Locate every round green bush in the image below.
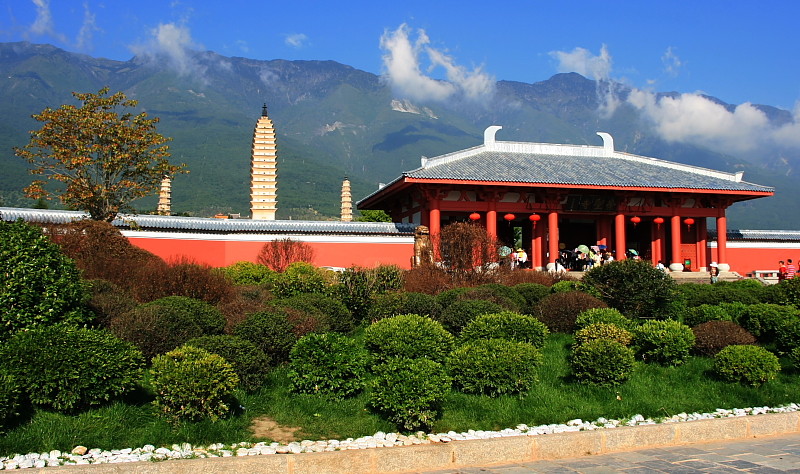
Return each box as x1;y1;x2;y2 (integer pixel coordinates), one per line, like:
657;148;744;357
368;291;443;322
684;304;732;327
276;293;355;333
435;287;471;309
789;347;800;370
570;339;635;386
512;283;550;312
0;369;24;432
550;280;582;293
448;339;541;396
459;311;549;348
234;309;298;363
221;261;277;286
676;281;765;307
717;302;750;323
437;299;504;334
110;296;226;359
185;335;271;392
775;318;800;355
691;321;756;356
456;284;526;312
0;325;144;412
151;345;239;422
534;291;608;333
86;279;138;329
272;262;333;299
737;303;799;342
0;219;89;336
368;358;451;431
574;323;633;346
713;345;780;386
288;333;369;400
364;314;454;363
633;320;695;365
582;259;677;320
575;308;636;331
332;265;402;323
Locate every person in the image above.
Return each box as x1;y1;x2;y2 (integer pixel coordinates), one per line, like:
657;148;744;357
709;262;720;284
516;248;528;269
788;259;796;279
656;260;666;271
779;260;787;282
509;248;518;269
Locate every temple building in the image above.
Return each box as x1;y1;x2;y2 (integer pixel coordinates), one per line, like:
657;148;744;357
250;104;278;220
358;126;774;272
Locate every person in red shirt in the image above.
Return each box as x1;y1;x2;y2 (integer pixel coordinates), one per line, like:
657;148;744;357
779;260;787;282
787;259;796;279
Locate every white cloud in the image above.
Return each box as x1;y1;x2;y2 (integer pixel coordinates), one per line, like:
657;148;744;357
75;2;100;52
285;33;308;49
28;0;67;43
550;44;612;81
379;23;495;104
661;46;682;77
129;22;205;77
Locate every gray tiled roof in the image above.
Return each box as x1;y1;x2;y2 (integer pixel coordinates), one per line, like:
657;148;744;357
708;229;800;242
0;207;417;235
404;151;772;193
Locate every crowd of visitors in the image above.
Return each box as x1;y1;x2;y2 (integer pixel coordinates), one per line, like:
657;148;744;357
778;259;797;282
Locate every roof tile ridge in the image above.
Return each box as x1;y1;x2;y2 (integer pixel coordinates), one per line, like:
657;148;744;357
609;150;744;182
419;144;485;169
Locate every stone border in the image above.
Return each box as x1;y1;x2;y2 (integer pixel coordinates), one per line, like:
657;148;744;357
22;410;800;473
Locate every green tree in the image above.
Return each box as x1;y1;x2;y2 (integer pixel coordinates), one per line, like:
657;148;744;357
14;87;186;222
356;210;392;222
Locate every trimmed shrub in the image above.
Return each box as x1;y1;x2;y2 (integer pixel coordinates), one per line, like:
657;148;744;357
789;347;800;370
288;333;369;399
437;299;504;334
257;238;315;272
402;292;443;319
737;303;799;342
217;284;274;332
86;279;138;328
571;339;635;386
676;281;765;308
110;296;226;359
402;265;454;295
221;261;277;286
185;335;271;392
550;280;582;293
0;325;144;412
368;292;443;323
582;259;677;320
0;369;24;432
692;321;757;356
633;320;695;365
534;291;608;333
713;345;780;386
775;318;800;355
456;284;526;312
435;287;471;309
512;283;551;313
152;257;235;306
151;346;239;422
448;339;541;396
718;302;750;323
684;304;732;327
369;358;451;431
272;262;333;299
0;219;89;335
364;314;454;363
277;293;355;333
575;308;636;331
574;323;633;346
459;312;549;349
233;309;299;363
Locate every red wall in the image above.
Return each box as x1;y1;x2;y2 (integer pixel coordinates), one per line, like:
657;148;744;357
710;245;800;276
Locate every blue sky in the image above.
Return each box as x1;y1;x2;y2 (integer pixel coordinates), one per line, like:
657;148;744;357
3;1;799;109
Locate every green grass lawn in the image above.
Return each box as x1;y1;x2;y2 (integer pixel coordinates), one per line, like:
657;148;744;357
1;333;797;457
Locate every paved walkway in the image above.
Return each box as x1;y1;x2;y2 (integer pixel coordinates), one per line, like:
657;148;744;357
419;433;800;473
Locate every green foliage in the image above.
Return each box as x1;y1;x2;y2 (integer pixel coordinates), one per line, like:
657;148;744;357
789;347;800;369
368;291;442;322
459;311;549;348
233;309;299;363
448;339;541;396
717;301;750;323
276;292;355;333
691;321;756;356
675;281;766;308
713;345;780;386
574;323;633;346
512;283;551;312
368;358;451;431
13;87;185;222
355;210;392;222
570;339;635;386
456;284;526;312
86;279;138;328
633;320;695;366
0;369;24;432
271;262;333;299
364;314;454;363
0;325;143;412
221;261;277;286
110;296;226;359
534;291;608;333
288;333;369;400
185;335;271;392
333;265;403;323
574;307;636;331
435;287;471;309
737;303;799;342
775;318;800;355
550;280;582;293
774;278;800;307
583;259;677;320
151;345;239;422
437;299;504;334
0;220;89;336
684;304;733;327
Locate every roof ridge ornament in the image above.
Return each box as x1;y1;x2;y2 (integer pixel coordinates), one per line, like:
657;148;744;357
484;125;503;147
596;132;614;155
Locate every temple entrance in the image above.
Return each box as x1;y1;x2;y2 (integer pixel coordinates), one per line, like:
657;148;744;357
560;218;597;250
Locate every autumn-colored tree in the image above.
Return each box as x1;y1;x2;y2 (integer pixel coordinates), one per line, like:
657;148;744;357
436;222;498;275
14;87;186;222
257;238;316;272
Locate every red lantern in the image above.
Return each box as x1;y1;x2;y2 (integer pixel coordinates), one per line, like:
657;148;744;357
630;216;641;226
653;216;664;230
504;213;516;221
469;212;480;221
529;213;541;229
684;217;695;231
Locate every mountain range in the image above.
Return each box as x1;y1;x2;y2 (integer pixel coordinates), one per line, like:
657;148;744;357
0;41;796;228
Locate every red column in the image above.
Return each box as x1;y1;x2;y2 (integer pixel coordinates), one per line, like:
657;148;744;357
548;211;559;264
531;221;542;270
670;215;682;269
651;221;662;266
486;201;497;241
614;213;626;261
697;218;708;270
429;201;440;237
717;213;728;267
